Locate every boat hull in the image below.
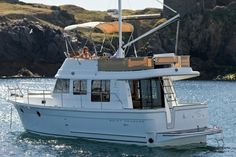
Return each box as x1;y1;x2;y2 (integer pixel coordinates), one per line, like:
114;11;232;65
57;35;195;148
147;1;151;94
13;102;220;147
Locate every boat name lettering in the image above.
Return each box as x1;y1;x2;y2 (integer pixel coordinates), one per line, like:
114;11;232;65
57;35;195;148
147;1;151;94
109;119;144;123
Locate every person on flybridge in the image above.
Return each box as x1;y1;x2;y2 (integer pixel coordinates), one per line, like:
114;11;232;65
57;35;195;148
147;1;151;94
80;46;91;59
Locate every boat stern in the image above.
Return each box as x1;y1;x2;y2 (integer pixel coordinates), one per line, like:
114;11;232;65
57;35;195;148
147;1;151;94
146;103;222;147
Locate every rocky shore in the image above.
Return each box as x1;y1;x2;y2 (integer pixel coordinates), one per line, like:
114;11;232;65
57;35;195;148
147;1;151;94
0;19;65;77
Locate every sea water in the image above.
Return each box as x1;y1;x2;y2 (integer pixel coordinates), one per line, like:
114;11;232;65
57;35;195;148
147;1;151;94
0;78;235;157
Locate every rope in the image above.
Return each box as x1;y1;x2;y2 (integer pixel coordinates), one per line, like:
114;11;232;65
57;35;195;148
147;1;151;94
9;106;13;129
100;34;106;53
214;130;225;148
214;93;225;148
64;34;81;65
124;31;134;56
64;34;76;56
108;34;116;53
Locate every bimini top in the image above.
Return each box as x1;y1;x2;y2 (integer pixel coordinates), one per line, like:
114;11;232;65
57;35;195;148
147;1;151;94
64;21;134;34
96;22;134;33
64;21;103;31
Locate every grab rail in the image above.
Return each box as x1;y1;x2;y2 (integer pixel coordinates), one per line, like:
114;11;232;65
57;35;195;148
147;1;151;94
8;87;124;110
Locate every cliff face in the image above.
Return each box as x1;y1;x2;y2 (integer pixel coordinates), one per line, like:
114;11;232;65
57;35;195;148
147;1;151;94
146;0;236;79
181;4;236;79
163;0;236;17
0;19;66;76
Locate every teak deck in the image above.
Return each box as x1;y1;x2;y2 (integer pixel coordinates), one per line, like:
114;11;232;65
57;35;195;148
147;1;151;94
98;57;153;71
97;56;190;71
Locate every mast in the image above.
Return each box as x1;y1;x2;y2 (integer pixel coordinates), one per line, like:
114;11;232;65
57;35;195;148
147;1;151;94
118;0;124;58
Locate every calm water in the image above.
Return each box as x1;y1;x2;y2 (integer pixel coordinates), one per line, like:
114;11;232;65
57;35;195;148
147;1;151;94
0;78;236;157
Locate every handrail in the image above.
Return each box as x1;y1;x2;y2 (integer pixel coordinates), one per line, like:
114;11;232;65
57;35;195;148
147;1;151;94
8;87;124;110
178;100;207;106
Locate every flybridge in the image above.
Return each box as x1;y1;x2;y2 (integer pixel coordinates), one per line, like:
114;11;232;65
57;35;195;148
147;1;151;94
66;54;191;71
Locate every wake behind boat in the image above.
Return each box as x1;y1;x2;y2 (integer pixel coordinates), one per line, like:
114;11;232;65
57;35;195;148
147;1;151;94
8;0;222;147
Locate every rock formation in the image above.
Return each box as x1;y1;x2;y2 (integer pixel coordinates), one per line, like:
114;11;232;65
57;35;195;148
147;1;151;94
148;0;236;79
0;19;66;76
163;0;236;17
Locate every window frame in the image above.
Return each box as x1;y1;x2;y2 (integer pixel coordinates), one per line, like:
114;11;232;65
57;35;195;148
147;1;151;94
73;80;87;95
54;79;70;93
91;80;110;102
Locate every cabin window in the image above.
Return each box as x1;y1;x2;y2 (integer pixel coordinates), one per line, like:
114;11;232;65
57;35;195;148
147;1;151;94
73;80;87;95
54;79;70;93
140;79;163;108
129;78;164;109
91;80;110;102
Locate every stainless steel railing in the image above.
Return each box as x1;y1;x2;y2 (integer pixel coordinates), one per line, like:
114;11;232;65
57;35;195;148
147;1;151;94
8;87;125;109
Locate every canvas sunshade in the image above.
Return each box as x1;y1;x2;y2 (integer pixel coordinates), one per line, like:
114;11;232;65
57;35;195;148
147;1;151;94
64;21;133;33
64;21;103;31
95;22;134;34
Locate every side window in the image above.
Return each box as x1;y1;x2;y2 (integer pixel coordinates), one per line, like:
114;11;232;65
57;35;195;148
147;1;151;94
129;80;141;100
73;80;87;95
54;79;70;93
91;80;110;102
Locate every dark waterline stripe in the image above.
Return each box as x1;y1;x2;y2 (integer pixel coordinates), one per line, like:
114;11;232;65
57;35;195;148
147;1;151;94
70;130;146;139
26;129;147;144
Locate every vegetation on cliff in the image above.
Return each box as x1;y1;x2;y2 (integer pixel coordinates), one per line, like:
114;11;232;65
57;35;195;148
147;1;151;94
216;73;236;80
0;1;75;27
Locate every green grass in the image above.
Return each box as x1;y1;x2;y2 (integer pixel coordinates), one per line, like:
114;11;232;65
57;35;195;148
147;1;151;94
0;1;163;32
60;5;162;23
222;73;236;80
0;2;52;15
60;5;107;23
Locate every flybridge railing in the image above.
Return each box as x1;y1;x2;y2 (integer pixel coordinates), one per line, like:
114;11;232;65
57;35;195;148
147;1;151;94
177;100;208;106
153;55;190;68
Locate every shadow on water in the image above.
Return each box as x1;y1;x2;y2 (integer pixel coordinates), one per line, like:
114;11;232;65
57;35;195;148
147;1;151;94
13;131;227;157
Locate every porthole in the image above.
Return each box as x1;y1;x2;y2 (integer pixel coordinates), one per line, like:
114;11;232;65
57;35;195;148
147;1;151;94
36;111;41;117
20;108;24;113
148;138;154;143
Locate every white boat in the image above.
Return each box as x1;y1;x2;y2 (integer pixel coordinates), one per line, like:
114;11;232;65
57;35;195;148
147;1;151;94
8;0;222;147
